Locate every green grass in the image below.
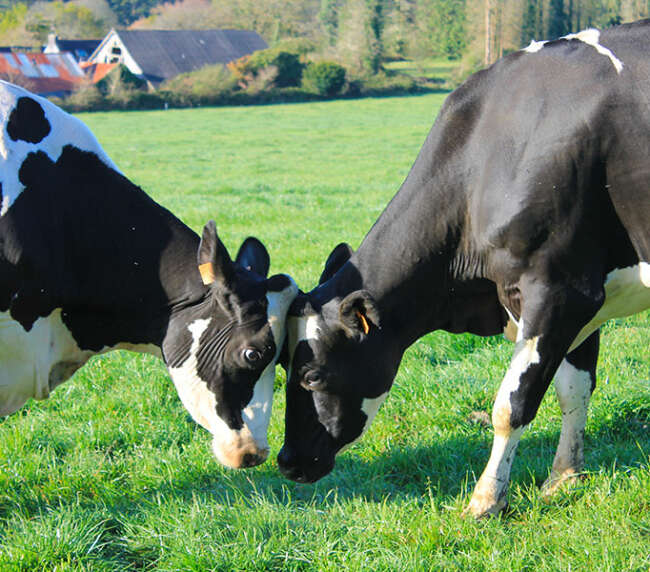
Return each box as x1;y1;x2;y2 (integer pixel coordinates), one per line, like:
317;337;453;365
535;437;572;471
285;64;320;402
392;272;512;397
384;57;459;86
1;94;649;570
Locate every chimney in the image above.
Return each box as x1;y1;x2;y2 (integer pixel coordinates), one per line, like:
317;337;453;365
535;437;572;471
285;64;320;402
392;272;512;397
44;33;58;54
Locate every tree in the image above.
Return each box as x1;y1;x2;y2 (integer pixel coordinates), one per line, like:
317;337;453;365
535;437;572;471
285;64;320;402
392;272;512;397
336;0;382;75
319;0;339;46
521;0;539;44
548;0;569;37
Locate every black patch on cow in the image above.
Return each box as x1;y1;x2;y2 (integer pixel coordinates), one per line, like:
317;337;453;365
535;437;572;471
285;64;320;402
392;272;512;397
267;273;291;292
1;144;204;344
7;97;51;144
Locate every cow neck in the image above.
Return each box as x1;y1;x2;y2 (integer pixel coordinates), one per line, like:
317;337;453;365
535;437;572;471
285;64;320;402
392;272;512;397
333;107;478;350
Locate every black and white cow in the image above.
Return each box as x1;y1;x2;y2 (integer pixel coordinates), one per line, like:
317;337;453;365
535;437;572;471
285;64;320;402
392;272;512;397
278;20;650;517
0;81;297;469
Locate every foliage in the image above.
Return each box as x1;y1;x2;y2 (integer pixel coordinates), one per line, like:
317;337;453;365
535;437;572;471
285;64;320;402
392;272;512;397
319;0;340;46
0;3;27;34
548;0;570;38
302;60;347;95
336;0;383;75
105;0;160;25
422;0;467;59
95;64;146;95
1;95;649;569
128;0;221;30
228;48;305;89
161;63;237;98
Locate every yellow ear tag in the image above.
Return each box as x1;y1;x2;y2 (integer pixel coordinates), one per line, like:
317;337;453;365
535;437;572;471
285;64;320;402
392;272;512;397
356;310;370;335
199;262;216;285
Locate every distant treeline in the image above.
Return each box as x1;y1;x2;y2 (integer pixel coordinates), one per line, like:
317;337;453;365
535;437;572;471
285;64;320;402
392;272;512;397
2;1;648;66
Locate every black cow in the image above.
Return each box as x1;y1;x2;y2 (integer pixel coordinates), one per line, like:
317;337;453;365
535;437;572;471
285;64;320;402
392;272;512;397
0;81;297;469
278;20;650;517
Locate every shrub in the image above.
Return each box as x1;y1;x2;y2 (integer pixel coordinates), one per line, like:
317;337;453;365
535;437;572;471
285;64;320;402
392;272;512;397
302;61;346;96
357;72;417;95
162;64;237;98
272;37;317;56
228;48;304;89
96;65;145;96
64;83;105;112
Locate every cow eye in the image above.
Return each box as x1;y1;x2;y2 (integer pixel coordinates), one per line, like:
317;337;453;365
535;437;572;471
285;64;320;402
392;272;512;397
303;370;322;389
243;348;263;364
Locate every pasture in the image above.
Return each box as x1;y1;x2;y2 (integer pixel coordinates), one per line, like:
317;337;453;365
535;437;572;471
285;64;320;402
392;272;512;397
0;94;648;570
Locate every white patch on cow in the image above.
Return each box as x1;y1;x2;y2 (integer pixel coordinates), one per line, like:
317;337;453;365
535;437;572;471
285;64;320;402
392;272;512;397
339;391;390;453
570;262;650;351
0;309;94;415
465;336;540;516
522;29;623;75
168;279;297;468
502;307;522;343
523;39;547;53
0;80;120;217
562;29;624;74
361;392;389;432
542;359;592;494
285;312;321;405
240;279;298;451
465;425;526;517
493;336;540;423
286;313;320;368
167;318;252;467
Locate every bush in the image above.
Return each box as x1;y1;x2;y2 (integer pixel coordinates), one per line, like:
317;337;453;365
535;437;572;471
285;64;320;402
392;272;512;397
228;48;304;89
272;37;317;56
162;64;237;98
63;83;106;112
357;72;417;95
302;61;346;96
96;65;145;96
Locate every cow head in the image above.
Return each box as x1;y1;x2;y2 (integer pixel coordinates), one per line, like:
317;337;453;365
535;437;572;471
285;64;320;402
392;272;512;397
164;221;297;469
278;243;401;482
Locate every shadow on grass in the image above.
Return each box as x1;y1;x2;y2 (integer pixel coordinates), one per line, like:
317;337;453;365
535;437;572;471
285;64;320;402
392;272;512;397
2;403;647;524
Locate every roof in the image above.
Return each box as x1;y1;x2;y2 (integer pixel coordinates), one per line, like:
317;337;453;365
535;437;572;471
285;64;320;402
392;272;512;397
80;61;118;83
48;39;101;62
107;29;268;85
0;52;85;96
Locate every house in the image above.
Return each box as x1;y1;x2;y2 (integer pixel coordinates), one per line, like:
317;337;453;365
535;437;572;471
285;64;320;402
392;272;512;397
88;29;268;89
43;34;101;63
0;52;85;97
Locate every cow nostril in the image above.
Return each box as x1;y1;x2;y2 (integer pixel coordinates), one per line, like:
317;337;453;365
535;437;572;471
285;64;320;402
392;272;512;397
241;453;258;468
241;451;269;468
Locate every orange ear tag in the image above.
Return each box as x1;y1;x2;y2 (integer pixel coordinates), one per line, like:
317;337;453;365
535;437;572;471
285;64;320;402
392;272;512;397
199;262;216;285
356;310;370;335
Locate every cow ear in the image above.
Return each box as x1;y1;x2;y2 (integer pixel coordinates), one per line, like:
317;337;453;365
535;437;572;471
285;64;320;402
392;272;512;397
235;236;270;277
338;290;379;337
197;220;234;287
319;242;353;285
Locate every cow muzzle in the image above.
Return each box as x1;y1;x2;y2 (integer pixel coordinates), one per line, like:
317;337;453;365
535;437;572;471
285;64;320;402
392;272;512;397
212;428;270;469
277;444;335;483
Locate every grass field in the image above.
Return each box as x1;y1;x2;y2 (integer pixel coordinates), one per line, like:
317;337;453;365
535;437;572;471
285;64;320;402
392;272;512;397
1;94;649;571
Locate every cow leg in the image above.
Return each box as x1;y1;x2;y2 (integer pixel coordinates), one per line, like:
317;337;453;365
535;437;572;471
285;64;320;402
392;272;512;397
464;278;603;518
541;330;599;496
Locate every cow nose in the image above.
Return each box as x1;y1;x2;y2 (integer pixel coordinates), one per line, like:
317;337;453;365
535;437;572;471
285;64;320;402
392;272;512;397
241;452;265;468
277;447;309;482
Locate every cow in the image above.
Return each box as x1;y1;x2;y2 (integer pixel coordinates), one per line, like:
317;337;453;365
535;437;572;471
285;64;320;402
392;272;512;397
0;80;298;469
277;19;650;517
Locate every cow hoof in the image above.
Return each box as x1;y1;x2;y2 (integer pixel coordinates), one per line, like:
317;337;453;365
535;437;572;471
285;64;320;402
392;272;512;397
540;470;584;499
462;497;508;519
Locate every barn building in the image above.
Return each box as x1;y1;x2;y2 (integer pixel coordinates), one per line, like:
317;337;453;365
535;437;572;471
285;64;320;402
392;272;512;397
88;29;268;89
